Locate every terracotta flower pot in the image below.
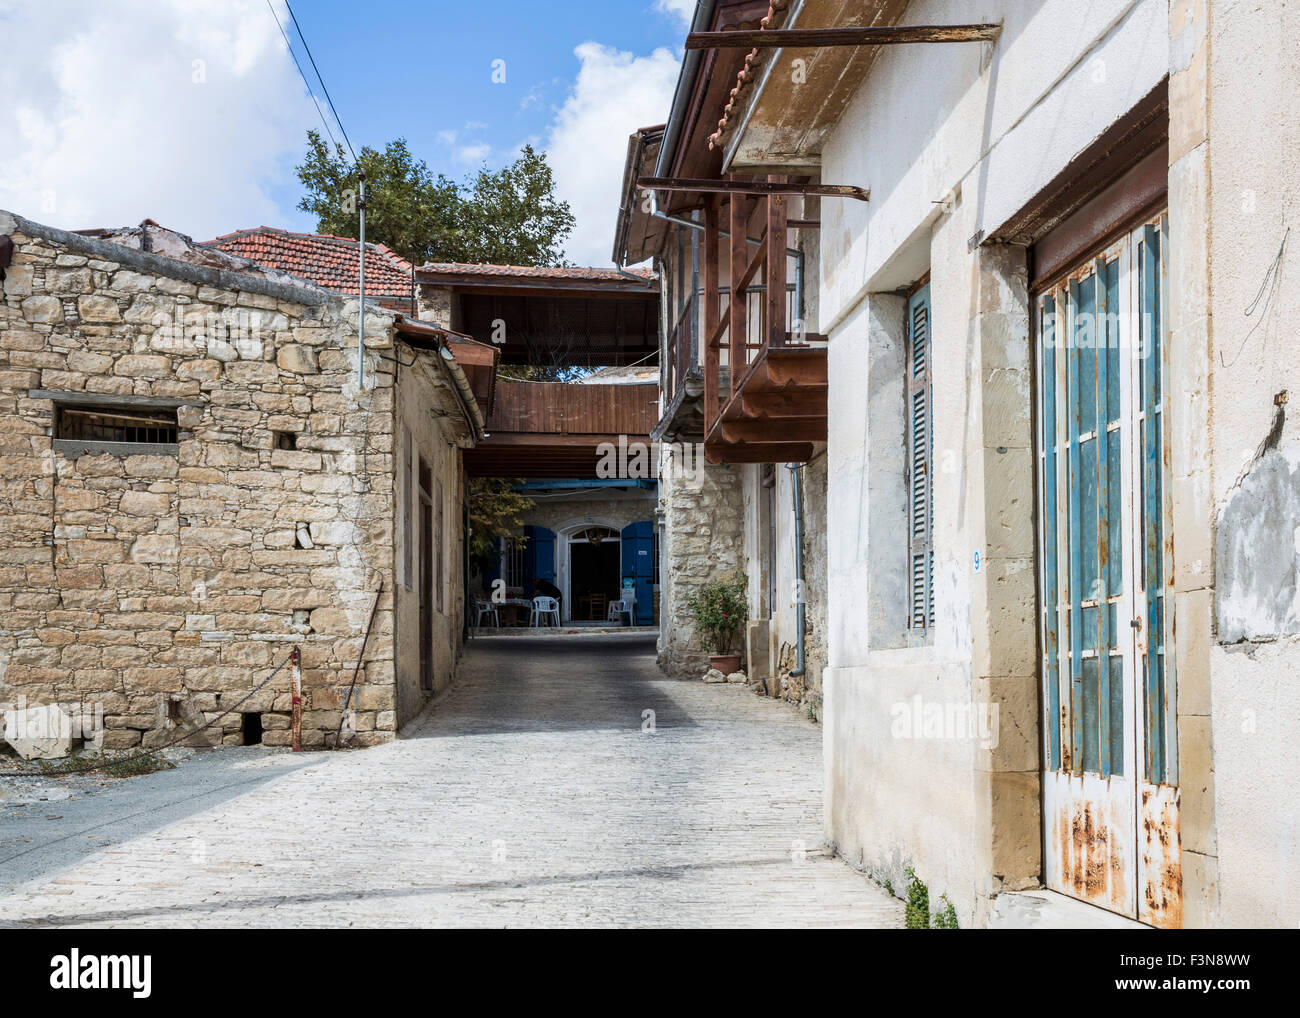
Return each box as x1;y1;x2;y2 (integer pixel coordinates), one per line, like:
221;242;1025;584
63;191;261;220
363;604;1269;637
709;653;742;675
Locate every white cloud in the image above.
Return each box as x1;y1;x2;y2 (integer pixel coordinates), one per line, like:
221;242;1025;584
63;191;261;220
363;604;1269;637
654;0;695;28
0;0;317;239
456;143;492;165
436;124;492;165
545;42;680;267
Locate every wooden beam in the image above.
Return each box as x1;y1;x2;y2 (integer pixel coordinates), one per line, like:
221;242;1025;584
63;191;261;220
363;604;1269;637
762;352;828;388
728;194;751;406
766;179;787;350
683;25;1001;50
721;419;825;444
475;433;648;447
705;441;816;465
639;177;869;202
739;392;827;419
703;202;720;432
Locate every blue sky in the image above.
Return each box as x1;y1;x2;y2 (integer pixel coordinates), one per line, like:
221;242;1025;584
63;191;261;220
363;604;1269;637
0;0;692;265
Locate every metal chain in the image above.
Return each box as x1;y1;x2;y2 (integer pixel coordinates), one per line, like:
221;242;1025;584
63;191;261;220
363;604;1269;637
0;647;298;779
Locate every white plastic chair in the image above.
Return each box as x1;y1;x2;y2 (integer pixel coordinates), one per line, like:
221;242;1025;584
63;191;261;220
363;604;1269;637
530;595;560;627
474;598;499;628
608;597;633;626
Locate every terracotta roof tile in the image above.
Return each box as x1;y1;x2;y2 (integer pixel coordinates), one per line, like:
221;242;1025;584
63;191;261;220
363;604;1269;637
709;0;792;150
203;227;415;306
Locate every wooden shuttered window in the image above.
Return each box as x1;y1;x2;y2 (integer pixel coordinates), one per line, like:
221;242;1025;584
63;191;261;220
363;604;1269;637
906;285;934;630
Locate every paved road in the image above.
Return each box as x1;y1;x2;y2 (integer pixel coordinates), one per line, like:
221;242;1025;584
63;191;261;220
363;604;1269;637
0;633;901;928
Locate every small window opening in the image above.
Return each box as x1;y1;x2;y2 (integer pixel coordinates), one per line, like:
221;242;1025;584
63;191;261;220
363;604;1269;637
242;712;263;746
57;405;177;444
166;698;183;724
273;431;297;450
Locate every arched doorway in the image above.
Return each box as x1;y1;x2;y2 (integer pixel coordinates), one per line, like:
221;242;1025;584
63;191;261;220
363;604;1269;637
554;521;622;623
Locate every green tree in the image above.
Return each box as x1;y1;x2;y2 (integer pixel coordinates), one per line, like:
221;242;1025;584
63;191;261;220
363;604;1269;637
295;133;574;268
457;146;575;266
467;478;535;563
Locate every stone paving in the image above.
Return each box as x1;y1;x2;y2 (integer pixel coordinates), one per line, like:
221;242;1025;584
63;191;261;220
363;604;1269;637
0;633;901;928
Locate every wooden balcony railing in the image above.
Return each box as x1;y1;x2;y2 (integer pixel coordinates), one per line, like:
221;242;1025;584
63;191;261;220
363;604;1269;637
665;288;698;407
697;177;828;464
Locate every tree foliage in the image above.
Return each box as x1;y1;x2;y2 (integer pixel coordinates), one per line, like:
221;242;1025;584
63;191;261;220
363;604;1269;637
467;478;535;562
295;132;574;267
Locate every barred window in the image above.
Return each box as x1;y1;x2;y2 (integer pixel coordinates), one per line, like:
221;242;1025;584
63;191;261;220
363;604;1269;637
56;405;177;444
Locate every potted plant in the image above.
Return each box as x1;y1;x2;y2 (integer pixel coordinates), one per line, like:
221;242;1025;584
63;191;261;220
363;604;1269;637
685;573;748;674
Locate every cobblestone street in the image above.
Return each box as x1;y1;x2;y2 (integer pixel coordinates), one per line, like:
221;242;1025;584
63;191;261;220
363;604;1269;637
0;633;901;928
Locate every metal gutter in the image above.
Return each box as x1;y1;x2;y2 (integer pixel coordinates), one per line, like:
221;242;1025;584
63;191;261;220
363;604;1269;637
439;344;486;441
787;461;806;678
655;0;721;180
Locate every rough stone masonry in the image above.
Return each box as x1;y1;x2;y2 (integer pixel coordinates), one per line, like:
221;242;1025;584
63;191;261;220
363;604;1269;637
0;210;456;752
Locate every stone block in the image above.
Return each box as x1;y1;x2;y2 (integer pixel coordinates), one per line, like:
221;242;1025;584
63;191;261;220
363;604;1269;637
77;295;121;322
3;702;79;760
21;296;62;323
277;344;319;374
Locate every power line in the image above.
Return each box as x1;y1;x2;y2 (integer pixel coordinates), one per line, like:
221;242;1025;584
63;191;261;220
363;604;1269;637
284;0;357;163
264;0;341;154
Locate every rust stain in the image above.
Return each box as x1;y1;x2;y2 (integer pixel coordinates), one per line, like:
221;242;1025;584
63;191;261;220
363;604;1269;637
1064;801;1114;903
1140;784;1183;928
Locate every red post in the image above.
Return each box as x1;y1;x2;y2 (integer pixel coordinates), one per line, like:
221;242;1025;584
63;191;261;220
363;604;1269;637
290;645;303;752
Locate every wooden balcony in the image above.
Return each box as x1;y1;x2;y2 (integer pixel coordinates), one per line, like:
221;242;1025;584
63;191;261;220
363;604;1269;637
464;379;659;477
699;179;827;465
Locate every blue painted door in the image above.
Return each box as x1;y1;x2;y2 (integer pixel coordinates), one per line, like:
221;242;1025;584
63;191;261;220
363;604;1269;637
523;525;556;597
1035;212;1177;925
621;521;654;625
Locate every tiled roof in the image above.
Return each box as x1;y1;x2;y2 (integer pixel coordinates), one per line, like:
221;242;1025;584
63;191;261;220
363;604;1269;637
204;227;415;302
709;0;791;150
418;262;655;283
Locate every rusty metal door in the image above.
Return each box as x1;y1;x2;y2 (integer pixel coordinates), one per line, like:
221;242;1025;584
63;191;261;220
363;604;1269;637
1034;212;1180;926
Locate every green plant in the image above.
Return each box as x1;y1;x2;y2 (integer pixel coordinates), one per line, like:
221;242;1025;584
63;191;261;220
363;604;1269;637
32;751;175;779
902;867;960;929
685;573;748;654
904;866;930;929
932;894;959;929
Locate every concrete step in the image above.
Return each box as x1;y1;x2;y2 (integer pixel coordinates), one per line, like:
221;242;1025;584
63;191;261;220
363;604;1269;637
989;889;1148;929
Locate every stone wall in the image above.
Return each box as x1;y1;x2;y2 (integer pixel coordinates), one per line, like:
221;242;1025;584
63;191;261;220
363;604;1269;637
657;447;744;678
0;211;466;752
393;354;470;724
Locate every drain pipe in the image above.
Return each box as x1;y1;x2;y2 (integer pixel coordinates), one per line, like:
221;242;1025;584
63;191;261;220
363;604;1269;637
787;463;806;679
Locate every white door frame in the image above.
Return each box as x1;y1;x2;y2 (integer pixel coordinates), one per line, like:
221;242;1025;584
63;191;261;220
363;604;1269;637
555;519;623;623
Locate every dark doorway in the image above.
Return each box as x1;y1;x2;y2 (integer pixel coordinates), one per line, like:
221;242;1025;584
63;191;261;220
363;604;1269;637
570;540;620;620
419;458;434;691
242;712;263;746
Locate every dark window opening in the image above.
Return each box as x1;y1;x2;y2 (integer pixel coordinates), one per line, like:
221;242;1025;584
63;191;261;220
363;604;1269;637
57;405;177;444
242;712;263;746
273;431;297;450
